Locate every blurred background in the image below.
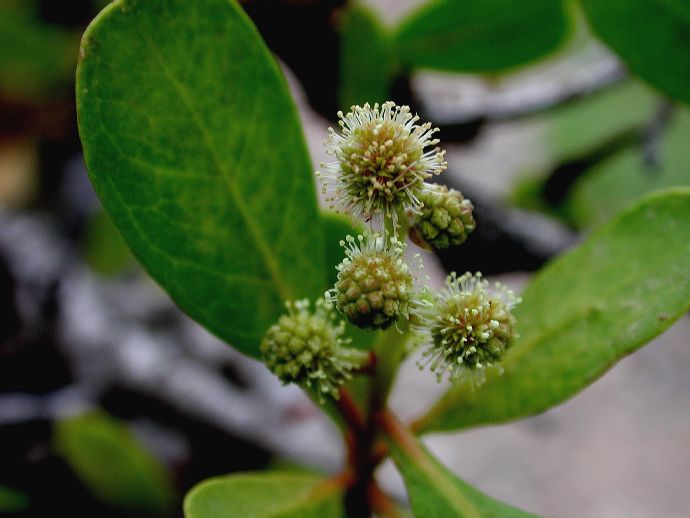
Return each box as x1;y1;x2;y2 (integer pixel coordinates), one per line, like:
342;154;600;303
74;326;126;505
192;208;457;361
0;0;688;516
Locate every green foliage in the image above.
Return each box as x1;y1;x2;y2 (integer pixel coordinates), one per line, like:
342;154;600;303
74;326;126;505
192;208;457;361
393;0;571;72
543;81;658;164
569;109;690;227
511;81;659;216
0;485;29;512
54;412;175;514
415;189;690;433
77;0;324;358
83;209;133;275
0;3;79;101
76;1;690;516
384;414;535;517
338;3;393;109
183;472;343;518
581;0;690;105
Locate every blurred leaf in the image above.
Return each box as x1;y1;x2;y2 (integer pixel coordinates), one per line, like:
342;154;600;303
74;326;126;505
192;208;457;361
569;110;690;227
55;412;175;514
0;485;29;512
415;189;690;433
382;412;535;517
184;471;343;518
83;209;133;275
581;0;690;105
0;4;79;101
511;81;658;214
394;0;571;72
544;80;658;163
77;0;324;358
338;2;393;109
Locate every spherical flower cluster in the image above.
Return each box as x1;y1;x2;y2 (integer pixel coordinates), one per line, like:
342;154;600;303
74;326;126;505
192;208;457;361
412;184;475;250
316;102;447;228
260;299;367;401
328;233;416;330
417;272;520;385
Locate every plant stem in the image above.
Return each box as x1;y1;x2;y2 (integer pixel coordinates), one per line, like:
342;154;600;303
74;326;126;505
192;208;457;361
340;330;411;515
336;387;366;433
369;481;402;518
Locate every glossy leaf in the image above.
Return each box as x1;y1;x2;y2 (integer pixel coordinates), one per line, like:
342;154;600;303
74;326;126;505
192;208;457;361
381;412;536;517
582;0;690;104
77;0;323;357
415;189;690;433
394;0;571;72
0;4;79;100
569;109;690;227
54;412;175;514
338;2;393;109
184;471;343;518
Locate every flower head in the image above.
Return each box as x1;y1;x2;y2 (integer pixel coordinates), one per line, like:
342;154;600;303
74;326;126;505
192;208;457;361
316;102;447;228
328;233;418;330
260;299;366;401
417;272;520;386
411;184;475;250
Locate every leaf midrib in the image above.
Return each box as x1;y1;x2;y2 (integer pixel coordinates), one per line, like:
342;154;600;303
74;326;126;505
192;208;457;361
135;11;293;303
386;415;482;518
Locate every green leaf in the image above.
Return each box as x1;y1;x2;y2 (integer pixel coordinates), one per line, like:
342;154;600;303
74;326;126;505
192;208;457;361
581;0;690;105
0;485;29;513
381;412;536;518
83;209;134;276
77;0;324;357
511;81;659;216
54;412;175;514
0;4;79;100
569;109;690;228
338;2;393;109
393;0;571;73
415;188;690;433
184;471;343;518
543;80;658;164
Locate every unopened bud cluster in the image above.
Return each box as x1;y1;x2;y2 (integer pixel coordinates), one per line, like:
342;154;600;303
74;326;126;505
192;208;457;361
260;299;366;400
259;101;520;399
328;234;414;330
413;184;475;250
418;272;520;385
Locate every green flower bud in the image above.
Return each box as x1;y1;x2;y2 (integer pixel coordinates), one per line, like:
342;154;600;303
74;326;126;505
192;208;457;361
260;299;366;401
329;234;415;330
412;184;475;250
417;272;520;386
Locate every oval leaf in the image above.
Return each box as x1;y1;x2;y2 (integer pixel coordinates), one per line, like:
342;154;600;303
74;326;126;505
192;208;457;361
54;412;175;514
393;0;571;72
582;0;690;105
184;472;343;518
380;412;536;517
77;0;324;357
415;189;690;433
